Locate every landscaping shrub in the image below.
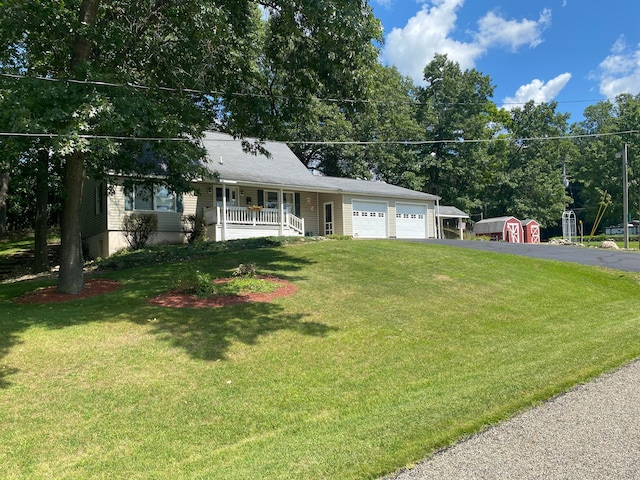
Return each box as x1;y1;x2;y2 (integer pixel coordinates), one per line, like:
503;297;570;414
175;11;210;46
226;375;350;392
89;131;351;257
173;269;215;297
232;262;256;278
185;213;207;244
123;213;158;250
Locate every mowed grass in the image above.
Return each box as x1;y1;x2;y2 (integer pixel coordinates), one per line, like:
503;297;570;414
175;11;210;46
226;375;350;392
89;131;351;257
1;240;640;479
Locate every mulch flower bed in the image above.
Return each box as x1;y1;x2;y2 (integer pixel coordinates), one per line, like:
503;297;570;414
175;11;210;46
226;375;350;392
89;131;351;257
13;276;297;308
147;275;297;308
14;279;122;304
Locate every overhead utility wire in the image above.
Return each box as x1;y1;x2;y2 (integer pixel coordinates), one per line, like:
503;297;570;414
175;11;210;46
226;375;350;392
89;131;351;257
0;132;188;142
2;129;638;144
0;72;620;109
280;130;640;145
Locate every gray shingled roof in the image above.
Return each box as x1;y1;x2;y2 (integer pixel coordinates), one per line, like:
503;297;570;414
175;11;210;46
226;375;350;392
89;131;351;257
474;216;519;234
200;131;440;201
438;206;469;218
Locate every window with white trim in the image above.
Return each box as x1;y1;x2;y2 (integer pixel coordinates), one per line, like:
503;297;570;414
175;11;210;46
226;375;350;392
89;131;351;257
125;184;177;212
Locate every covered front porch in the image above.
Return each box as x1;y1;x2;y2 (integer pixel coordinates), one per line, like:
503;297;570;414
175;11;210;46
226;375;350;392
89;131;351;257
203;205;305;241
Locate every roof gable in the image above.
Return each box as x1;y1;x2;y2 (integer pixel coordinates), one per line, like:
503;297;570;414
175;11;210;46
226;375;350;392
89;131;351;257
201;132;439;201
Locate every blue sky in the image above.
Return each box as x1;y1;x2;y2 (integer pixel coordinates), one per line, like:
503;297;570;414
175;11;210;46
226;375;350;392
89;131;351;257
371;0;640;123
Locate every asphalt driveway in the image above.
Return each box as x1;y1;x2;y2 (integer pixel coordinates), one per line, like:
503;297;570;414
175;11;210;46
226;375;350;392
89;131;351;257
417;239;640;272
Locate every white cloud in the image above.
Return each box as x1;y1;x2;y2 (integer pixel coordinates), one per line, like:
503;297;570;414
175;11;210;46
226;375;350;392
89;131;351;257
381;1;551;84
502;73;572;110
596;36;640;97
476;9;551;51
373;0;394;7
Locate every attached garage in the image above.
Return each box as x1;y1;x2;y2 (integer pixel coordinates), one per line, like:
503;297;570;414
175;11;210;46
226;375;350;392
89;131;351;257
352;200;387;238
396;203;427;239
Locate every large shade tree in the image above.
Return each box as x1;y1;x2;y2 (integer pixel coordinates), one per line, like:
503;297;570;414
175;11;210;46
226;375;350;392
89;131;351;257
414;54;499;214
486;101;574;227
0;0;382;293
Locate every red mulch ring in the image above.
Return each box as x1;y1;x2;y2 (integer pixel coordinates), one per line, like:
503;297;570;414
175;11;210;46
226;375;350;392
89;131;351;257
14;279;122;304
147;275;297;308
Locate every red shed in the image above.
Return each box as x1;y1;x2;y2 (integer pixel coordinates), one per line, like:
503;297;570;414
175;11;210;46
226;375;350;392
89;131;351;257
521;219;540;243
473;216;523;243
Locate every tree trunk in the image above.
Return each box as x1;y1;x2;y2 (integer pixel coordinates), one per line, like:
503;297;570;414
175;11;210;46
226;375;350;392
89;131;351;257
33;149;50;273
57;0;101;294
57;151;86;294
0;171;8;237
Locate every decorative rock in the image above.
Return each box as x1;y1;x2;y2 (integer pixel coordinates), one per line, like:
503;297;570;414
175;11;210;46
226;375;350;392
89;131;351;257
601;240;619;249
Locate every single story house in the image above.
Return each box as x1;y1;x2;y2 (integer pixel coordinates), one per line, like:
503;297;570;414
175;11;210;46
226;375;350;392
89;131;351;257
82;132;443;258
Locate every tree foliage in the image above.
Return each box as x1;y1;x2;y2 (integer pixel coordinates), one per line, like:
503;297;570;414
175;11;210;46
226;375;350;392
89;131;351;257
0;0;383;292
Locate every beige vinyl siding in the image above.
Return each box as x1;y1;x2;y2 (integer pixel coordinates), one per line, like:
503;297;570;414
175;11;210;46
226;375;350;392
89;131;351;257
389;202;397;237
81;178;107;238
318;193;344;235
427;203;437;238
107;184;196;233
298;191;319;236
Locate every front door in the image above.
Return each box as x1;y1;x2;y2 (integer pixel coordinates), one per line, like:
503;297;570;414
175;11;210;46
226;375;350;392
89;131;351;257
216;187;238;206
324;203;334;235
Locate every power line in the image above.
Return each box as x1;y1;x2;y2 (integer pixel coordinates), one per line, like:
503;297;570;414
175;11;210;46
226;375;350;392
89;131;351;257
0;132;188;142
2;129;638;144
0;72;621;109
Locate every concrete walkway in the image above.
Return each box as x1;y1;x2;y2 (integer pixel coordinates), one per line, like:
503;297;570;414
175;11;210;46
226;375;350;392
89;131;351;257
386;240;640;480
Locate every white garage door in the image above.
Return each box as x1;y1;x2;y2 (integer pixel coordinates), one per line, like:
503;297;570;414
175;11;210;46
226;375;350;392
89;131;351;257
396;204;427;239
352;201;387;238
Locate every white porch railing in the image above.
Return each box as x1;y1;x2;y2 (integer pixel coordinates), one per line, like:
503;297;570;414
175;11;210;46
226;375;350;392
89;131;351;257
203;206;304;235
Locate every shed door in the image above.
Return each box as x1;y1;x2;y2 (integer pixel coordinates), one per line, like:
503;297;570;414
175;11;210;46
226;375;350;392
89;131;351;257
396;204;427;239
530;224;540;243
352;201;387;238
506;222;521;243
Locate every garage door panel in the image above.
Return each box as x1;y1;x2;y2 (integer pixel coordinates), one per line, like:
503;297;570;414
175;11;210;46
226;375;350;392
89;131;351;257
396;204;427;239
352;201;387;238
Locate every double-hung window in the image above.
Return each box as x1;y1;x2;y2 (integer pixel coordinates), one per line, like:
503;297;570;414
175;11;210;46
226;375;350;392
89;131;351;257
125;184;177;212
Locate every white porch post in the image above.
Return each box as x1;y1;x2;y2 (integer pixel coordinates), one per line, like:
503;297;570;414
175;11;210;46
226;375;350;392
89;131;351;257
221;183;227;241
279;188;284;236
436;199;442;239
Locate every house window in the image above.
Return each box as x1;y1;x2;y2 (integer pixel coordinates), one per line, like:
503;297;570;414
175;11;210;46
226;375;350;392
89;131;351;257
266;191;279;209
125;184;177;212
216;187;238;206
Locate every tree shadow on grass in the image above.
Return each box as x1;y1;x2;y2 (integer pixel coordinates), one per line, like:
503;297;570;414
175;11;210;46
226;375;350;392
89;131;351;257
139;302;336;361
0;244;325;387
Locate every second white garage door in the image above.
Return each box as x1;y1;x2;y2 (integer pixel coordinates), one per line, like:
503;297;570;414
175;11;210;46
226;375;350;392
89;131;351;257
396;203;427;239
352;201;387;238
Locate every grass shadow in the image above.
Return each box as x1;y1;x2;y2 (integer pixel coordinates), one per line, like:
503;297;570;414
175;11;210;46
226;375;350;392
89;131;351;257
139;302;336;361
0;243;320;387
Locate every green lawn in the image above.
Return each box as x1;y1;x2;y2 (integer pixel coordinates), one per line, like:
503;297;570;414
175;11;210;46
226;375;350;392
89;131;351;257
2;239;640;479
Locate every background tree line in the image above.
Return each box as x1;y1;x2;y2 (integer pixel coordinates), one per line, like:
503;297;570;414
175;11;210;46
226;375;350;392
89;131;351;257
0;0;638;293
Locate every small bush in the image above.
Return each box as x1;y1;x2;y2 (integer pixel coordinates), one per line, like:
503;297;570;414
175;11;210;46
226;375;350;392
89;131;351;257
173;269;215;297
123;213;158;250
232;262;256;278
185;213;207;244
